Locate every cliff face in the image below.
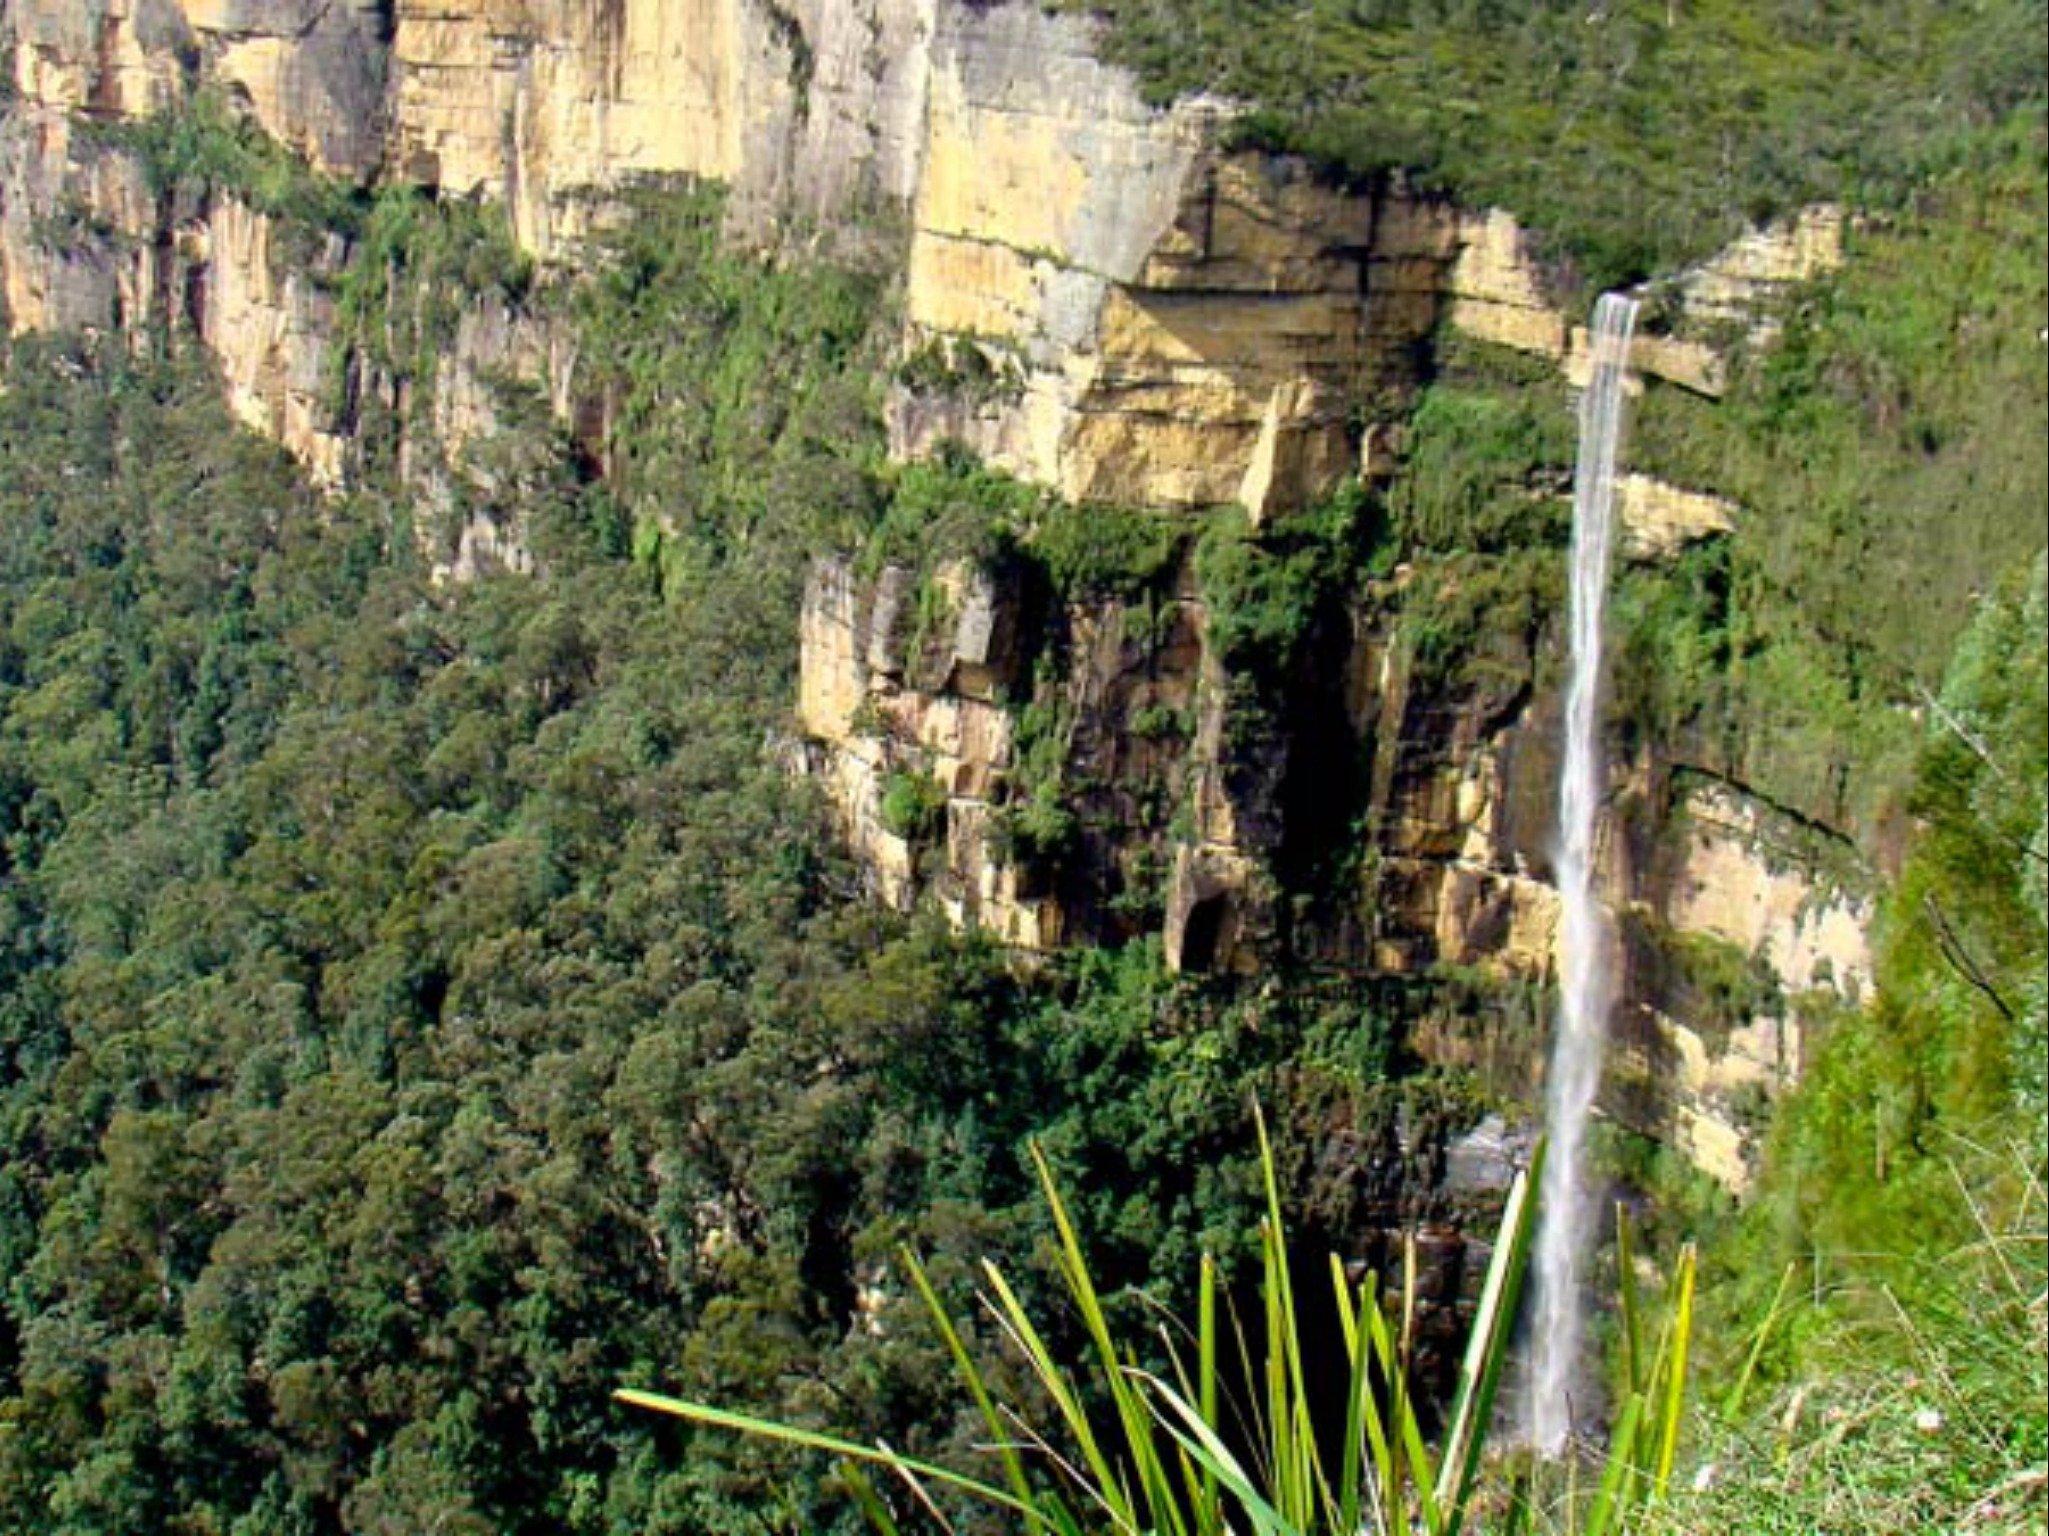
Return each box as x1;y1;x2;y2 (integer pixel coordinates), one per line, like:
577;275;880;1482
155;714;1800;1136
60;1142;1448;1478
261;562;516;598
0;0;1862;1189
10;0;389;167
796;537;1872;1189
1;0;1840;512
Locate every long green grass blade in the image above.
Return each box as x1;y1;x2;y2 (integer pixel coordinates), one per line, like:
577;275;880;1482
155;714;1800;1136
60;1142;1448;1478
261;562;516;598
1350;1271;1398;1526
1157;1309;1217;1528
1721;1261;1795;1421
619;1120;1699;1536
1615;1202;1644;1395
613;1390;1049;1525
979;1261;1134;1526
1437;1138;1545;1535
1254;1105;1324;1524
1133;1369;1301;1536
1652;1244;1697;1499
1360;1276;1442;1534
1222;1277;1275;1485
1584;1393;1645;1536
1329;1258;1368;1535
1198;1253;1222;1531
1028;1143;1187;1535
838;1463;904;1535
902;1248;1035;1504
1393;1231;1417;1525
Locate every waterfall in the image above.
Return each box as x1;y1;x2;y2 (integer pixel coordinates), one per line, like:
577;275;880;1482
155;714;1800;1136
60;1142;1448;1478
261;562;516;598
1528;291;1640;1457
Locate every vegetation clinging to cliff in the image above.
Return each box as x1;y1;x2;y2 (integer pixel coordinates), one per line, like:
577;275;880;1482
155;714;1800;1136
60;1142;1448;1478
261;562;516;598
1075;0;2045;288
0;335;1467;1536
1651;561;2049;1533
1615;119;2049;834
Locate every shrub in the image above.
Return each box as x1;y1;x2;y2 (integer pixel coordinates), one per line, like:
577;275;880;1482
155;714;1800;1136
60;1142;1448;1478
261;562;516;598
879;769;948;843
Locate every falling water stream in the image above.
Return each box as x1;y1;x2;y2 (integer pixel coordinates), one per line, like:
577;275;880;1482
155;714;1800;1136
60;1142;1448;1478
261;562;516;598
1528;291;1641;1457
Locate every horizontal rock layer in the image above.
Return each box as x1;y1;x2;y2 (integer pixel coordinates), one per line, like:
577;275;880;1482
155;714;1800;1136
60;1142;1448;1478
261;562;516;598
797;544;1872;1189
3;0;1844;517
0;0;1862;1189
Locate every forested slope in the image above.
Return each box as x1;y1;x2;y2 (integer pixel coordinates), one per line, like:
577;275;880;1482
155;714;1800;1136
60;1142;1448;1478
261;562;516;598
0;0;2039;1530
0;316;1465;1531
1078;0;2045;285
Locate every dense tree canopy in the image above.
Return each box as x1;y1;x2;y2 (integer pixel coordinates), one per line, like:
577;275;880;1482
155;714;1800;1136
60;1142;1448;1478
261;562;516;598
0;318;1463;1531
1074;0;2046;287
0;39;2039;1528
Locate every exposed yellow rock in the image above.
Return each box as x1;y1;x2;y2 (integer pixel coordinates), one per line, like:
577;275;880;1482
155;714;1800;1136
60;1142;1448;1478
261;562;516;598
1611;1009;1801;1193
10;0;185;119
0;110;160;334
1625;329;1727;397
914;79;1101;268
391;0;779;252
1448;208;1569;357
4;0;1849;523
1673;1104;1752;1193
797;555;871;743
819;732;921;910
900;151;1444;514
1163;841;1262;974
1449;202;1844;399
1063;399;1284;509
941;799;1064;949
1680;204;1845;324
1618;473;1739;559
1137;154;1378;293
1433;865;1561;973
1667;786;1873;997
1238;379;1354;523
1561;313;1723;396
197;197;351;486
798;554;1070;946
1656;1011;1788;1100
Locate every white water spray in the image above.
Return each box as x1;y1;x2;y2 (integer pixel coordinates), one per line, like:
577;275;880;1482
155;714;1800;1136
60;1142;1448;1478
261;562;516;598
1528;291;1640;1457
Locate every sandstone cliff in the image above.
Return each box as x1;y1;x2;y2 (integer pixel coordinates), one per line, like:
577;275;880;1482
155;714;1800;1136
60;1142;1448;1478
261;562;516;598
2;0;1843;516
0;0;1862;1189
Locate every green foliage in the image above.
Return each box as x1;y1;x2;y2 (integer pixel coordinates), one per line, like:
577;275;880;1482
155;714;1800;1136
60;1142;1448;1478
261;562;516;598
879;770;947;844
1652;1140;2046;1534
1195;489;1365;675
331;186;533;364
3;51;2039;1536
1396;549;1559;699
1354;118;2047;1532
1389;364;1574;557
568;180;889;580
1760;561;2046;1260
857;457;1186;889
992;781;1081;877
1031;498;1182;602
894;336;1024;404
1617;122;2049;829
1070;0;2043;288
0;333;1453;1532
1376;343;1575;699
864;449;1178;607
1130;702;1188;742
860;448;1039;577
1656;564;2048;1528
627;1129;1709;1536
1622;914;1784;1052
97;90;359;233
